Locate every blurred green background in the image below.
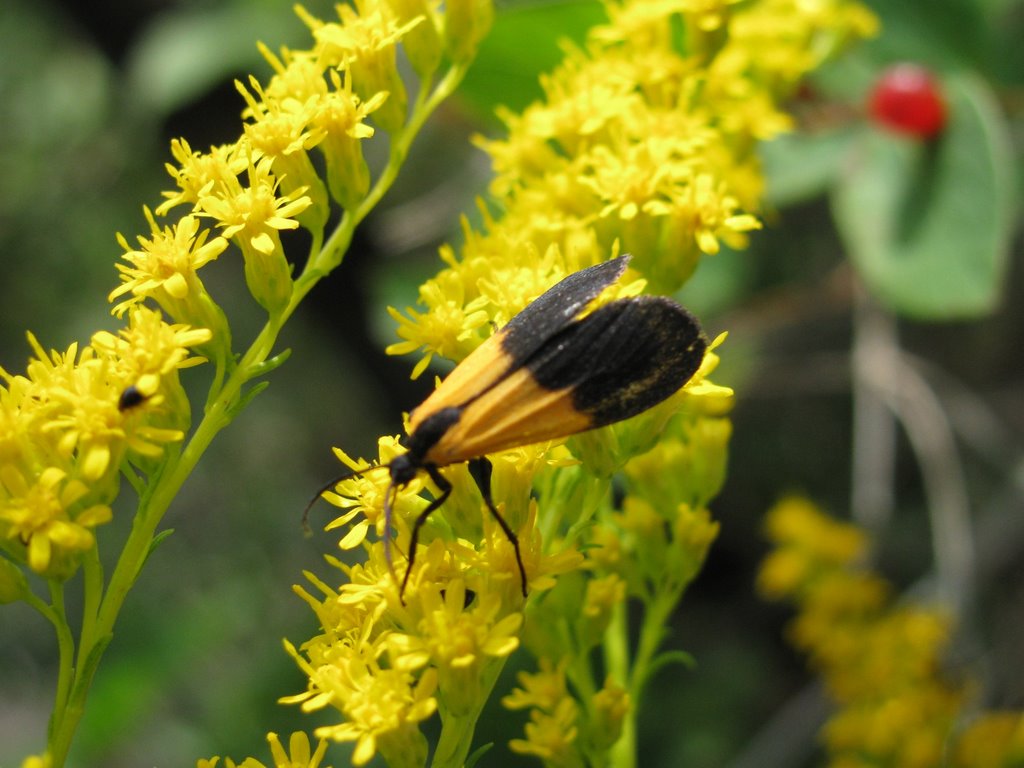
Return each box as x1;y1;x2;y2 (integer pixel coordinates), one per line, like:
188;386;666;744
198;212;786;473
1;0;1022;766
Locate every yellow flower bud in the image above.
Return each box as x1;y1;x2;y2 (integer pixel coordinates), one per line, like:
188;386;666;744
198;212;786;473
0;557;30;604
590;679;630;750
241;238;293;315
390;0;443;77
443;0;493;64
579;574;626;647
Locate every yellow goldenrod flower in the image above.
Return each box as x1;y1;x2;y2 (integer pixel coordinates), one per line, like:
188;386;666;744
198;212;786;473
0;305;211;580
758;499;984;767
282;639;437;767
595;0;740;46
313;68;387;213
669;503;720;582
20;753;52;768
953;713;1024;768
91;306;212;456
297;1;419;135
91;305;212;386
325;437;425;551
0;464;109;577
759;496;869;587
502;657;571;712
390;0;443;77
109;208;227;324
442;0;494;64
578;573;626;646
293;573;372;655
157;138;249;215
388;579;522;714
266;731;332;768
258;45;327;107
726;0;879;87
195;737;327;768
389;580;521;671
386;280;491;379
508;697;582;768
19;338;123;482
457;499;582;599
236;75;330;230
196;153;311;313
623;428;715;513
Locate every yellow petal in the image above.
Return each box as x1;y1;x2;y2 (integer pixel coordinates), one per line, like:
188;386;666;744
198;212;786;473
164;272;190;299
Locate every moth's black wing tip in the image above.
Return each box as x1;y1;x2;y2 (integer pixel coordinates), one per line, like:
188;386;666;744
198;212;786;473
525;295;708;428
501;255;633;362
587;297;707;427
564;254;631;297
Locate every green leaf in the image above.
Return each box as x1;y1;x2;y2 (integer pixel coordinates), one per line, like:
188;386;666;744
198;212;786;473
72;632;114;704
860;0;987;70
761;129;856;207
227;380;271;420
832;72;1015;319
648;649;697;674
635;649;697;698
248;347;292;379
145;528;176;561
457;0;607;122
464;742;495;768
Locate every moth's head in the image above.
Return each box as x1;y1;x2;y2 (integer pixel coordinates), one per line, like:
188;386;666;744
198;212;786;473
388;452;419;486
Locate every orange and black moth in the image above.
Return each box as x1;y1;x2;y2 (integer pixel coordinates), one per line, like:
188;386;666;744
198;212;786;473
319;254;708;597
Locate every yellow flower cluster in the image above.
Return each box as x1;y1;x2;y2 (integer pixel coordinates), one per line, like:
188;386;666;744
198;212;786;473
2;0;493;593
299;0;878;764
305;326;731;767
759;498;1024;768
7;0;437;586
389;0;878;378
8;2;499;766
505;343;729;766
116;0;486;321
289;441;580;766
0;308;209;581
953;714;1024;768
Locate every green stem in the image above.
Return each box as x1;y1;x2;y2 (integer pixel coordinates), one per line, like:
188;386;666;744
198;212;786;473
431;657;509;768
612;590;676;768
22;585;62;633
46;581;74;761
630;593;672;699
78;544;104;661
604;598;634;768
43;60;471;768
604;586;677;768
432;710;476;768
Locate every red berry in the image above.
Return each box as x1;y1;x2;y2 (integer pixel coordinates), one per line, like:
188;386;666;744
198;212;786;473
868;63;947;139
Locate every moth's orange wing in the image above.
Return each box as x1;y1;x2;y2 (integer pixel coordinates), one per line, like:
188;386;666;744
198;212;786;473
408;256;631;434
422;296;706;466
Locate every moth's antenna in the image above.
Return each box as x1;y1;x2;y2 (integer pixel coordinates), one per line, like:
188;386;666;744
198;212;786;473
382;480;400;592
302;464;386;533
